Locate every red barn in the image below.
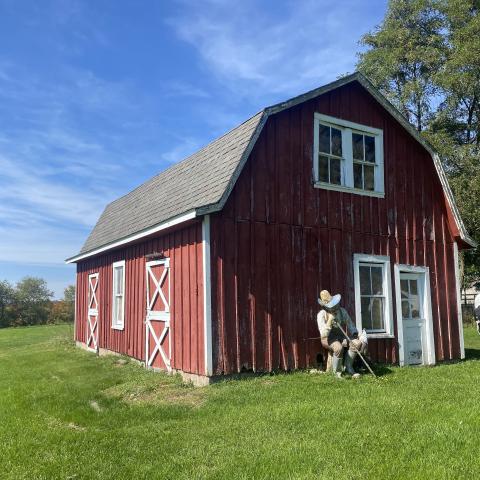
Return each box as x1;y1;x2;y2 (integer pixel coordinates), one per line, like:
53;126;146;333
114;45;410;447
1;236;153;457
67;73;475;384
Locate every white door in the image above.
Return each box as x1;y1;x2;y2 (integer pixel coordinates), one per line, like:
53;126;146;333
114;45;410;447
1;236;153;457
400;273;426;365
87;273;99;352
145;259;171;371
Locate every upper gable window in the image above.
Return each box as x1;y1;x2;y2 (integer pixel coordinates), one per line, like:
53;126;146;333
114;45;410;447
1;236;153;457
313;113;384;197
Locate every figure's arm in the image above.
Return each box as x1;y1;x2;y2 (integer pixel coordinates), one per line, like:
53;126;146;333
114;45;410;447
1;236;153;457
342;308;358;337
317;310;331;338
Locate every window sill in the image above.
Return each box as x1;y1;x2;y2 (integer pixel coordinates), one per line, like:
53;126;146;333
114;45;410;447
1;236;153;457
313;182;385;198
365;333;395;339
112;324;125;331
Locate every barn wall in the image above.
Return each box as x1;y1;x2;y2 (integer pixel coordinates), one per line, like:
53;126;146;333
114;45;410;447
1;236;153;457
210;81;461;374
75;221;205;375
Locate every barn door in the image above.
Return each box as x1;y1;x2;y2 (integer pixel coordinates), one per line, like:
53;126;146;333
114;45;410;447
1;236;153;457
145;259;171;371
400;273;426;365
87;273;99;352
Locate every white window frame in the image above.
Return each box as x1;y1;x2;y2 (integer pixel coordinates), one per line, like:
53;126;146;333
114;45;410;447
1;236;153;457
313;113;384;197
112;260;126;330
353;254;394;338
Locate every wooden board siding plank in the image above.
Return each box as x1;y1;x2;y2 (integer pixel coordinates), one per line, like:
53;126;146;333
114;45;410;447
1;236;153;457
278;223;293;369
173;230;183;371
188;226;198;373
210;216;224;374
265;118;277;224
268;223;281;370
302;102;318;228
197;222;206;375
291;106;304;227
253;221;267;371
223;216;237;373
292;226;304;368
277;110;293;226
237;220;251;371
304;228;321;366
252;133;267;223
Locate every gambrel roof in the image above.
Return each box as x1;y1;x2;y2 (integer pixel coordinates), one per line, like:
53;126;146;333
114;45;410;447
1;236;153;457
67;72;475;263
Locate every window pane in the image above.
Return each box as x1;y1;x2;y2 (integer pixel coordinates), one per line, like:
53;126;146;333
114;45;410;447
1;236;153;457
318;124;330;154
371;298;384;330
353;163;363;189
352;133;364;160
318;155;329;182
359;266;371;295
409;280;418;296
331;128;342;157
371;266;383;295
411;299;420;318
401;279;409;299
115;266;124;295
364;165;375;191
115;296;123;323
365;135;376;162
330;158;341;185
361;297;372;330
402;299;410;319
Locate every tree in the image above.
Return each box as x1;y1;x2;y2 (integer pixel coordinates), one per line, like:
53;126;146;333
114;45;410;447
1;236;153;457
14;277;54;326
0;280;15;328
48;285;76;324
357;0;445;131
357;0;480;287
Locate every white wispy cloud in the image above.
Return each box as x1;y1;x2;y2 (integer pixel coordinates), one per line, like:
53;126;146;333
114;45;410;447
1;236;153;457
0;61;159;265
168;0;384;99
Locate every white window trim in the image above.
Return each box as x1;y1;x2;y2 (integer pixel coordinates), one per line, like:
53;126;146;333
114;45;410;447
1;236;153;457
313;113;384;197
393;264;436;366
112;260;126;330
353;254;394;338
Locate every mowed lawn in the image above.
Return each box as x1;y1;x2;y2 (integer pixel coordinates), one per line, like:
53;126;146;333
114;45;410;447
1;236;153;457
1;326;480;480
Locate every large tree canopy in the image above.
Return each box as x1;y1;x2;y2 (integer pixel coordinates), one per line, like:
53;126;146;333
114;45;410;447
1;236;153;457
357;0;480;288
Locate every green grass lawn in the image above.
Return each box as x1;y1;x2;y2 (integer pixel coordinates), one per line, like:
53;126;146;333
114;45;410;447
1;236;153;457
1;325;480;480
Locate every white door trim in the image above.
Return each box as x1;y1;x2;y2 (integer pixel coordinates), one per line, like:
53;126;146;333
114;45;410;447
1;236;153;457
394;264;435;366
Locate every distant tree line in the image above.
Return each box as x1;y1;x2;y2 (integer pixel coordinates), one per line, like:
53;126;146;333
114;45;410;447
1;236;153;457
0;277;75;328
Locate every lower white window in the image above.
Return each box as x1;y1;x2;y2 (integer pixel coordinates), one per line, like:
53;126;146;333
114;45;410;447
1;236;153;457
112;260;125;330
353;254;393;337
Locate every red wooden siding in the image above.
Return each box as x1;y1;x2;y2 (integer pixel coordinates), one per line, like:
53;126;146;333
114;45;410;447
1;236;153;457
210;81;461;375
75;221;205;375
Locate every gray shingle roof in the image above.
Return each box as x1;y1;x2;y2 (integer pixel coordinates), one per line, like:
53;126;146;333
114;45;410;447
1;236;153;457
68;72;474;262
78;110;265;255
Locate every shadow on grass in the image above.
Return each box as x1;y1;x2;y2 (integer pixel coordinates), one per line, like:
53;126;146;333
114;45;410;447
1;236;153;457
356;362;394;377
465;348;480;360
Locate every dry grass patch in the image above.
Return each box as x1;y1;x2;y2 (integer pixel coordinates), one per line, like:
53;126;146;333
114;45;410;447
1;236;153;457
102;378;208;408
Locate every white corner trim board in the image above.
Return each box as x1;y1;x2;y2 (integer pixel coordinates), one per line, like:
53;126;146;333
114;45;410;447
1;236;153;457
65;210;197;263
202;215;213;376
453;242;465;359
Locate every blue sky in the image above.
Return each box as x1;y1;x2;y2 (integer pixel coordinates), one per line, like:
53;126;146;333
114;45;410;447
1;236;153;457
0;0;387;298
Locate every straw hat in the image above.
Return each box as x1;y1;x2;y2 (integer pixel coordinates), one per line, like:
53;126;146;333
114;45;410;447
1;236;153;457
318;290;341;309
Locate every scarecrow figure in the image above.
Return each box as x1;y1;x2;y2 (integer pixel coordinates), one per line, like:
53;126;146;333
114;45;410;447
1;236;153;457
317;290;368;378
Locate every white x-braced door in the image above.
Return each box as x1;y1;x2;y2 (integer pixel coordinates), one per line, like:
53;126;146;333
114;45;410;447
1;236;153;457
145;259;171;371
87;273;99;352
